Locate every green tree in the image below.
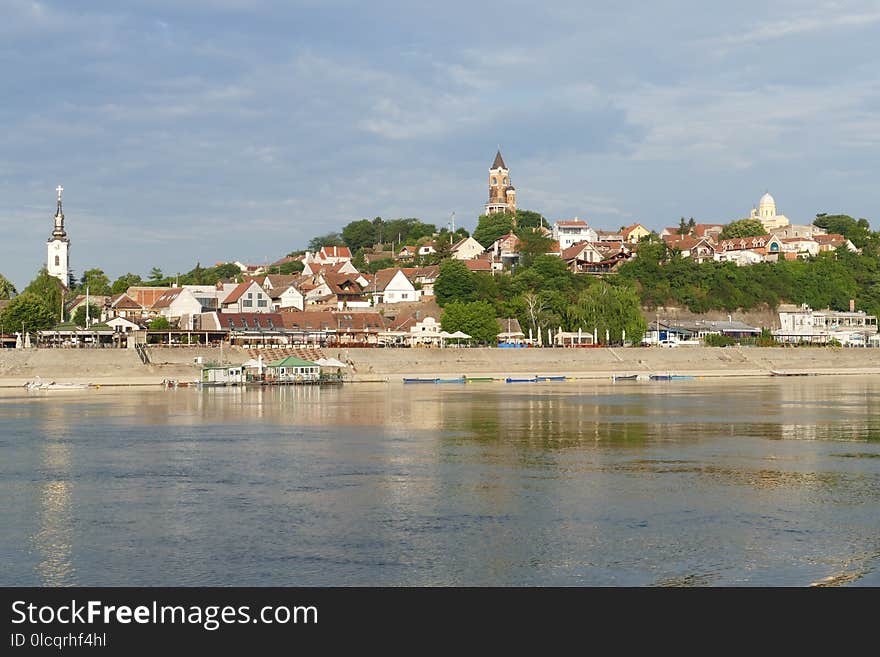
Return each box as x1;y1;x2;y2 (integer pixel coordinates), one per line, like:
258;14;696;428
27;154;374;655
473;212;515;248
515;228;555;266
307;232;345;251
719;219;767;239
23;268;65;322
276;260;304;275
72;303;102;327
149;316;171;330
79;268;112;295
342;219;378;252
813;214;873;249
512;255;574;294
111;273;143;295
513;209;547;230
434;259;477;306
0;292;56;333
441;301;500;344
148;266;164;282
0;273;17;300
566;282;647;344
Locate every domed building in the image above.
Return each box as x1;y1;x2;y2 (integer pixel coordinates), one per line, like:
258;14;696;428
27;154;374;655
748;191;790;231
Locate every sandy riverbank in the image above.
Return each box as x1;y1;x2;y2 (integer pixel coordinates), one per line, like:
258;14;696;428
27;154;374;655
2;345;880;387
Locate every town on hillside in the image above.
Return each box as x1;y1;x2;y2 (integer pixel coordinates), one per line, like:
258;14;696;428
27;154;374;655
1;151;879;350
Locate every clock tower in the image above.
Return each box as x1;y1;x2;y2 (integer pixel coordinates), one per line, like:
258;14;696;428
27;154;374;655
47;185;70;286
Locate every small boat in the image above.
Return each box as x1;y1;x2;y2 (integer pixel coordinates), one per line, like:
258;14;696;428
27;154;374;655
464;376;494;382
770;370;811;377
436;378;466;384
25;381;90;390
612;374;639;382
403;377;440;384
505;377;539;383
649;374;694;381
536;375;567;382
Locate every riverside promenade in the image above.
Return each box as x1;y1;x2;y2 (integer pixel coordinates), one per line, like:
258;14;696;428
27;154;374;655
3;346;880;387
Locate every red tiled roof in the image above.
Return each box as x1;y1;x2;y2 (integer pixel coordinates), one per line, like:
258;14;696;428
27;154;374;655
319;246;352;259
464;259;492;271
223;280;264;305
152;288;185;309
218;313;283;330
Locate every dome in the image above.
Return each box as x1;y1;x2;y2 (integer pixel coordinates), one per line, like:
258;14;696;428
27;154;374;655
759;192;775;206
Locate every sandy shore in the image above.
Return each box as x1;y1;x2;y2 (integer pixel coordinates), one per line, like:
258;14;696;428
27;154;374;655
3;345;880;387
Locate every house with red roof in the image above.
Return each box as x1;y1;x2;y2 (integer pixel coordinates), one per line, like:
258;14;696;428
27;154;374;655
220;280;273;314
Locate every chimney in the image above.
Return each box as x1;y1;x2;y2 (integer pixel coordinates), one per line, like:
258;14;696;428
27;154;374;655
850;299;855;312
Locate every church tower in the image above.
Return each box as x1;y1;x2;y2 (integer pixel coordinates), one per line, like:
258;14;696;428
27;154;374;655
47;185;70;286
485;149;517;216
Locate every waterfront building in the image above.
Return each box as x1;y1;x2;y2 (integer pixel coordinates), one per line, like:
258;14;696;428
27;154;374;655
775;303;878;344
265;356;321;383
46;185;70;286
485;150;516;216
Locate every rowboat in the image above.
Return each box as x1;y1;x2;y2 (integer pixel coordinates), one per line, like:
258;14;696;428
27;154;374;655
403;378;440;383
612;374;639;381
464;376;494;382
436;378;466;384
505;377;539;383
536;376;567;382
649;374;694;381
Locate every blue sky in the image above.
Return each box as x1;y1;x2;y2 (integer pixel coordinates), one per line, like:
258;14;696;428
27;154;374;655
2;0;880;288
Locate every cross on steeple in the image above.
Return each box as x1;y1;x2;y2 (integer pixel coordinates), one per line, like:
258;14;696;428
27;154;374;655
56;185;63;201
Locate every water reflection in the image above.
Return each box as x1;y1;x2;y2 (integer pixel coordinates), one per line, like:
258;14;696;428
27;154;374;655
31;404;75;585
2;376;880;586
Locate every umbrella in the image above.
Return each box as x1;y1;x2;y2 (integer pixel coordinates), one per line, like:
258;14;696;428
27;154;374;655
15;333;22;349
24;332;31;349
449;331;470;339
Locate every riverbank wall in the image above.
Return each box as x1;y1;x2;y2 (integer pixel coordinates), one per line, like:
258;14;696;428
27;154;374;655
3;345;880;386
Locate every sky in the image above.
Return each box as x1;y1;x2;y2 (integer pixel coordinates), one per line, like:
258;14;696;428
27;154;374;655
2;0;880;288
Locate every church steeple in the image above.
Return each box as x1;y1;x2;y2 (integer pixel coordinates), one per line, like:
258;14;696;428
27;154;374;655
51;184;67;239
491;149;506;170
47;184;70;286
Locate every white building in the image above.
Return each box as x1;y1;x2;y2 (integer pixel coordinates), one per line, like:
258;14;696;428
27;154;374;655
552;219;598;250
748;191;790;231
369;268;420;304
775;303;878;344
451;236;485;260
46;185;70;286
220;280;274;313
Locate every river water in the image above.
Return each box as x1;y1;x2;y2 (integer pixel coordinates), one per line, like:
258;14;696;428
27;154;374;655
2;377;880;586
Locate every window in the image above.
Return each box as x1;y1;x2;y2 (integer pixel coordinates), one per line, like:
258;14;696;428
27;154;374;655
54;256;59;266
247;292;253;299
492;177;497;185
243;299;252;307
266;318;274;328
257;299;267;307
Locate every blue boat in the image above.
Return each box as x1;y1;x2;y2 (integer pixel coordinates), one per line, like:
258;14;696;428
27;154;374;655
536;375;567;382
403;378;440;384
505;377;539;383
649;374;694;381
436;378;466;384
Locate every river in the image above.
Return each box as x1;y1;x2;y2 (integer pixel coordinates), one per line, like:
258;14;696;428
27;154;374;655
2;377;880;586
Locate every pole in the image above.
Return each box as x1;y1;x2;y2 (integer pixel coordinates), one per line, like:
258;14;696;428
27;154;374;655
85;286;90;329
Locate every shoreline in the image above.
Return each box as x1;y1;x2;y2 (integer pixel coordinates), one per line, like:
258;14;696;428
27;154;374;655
2;345;880;388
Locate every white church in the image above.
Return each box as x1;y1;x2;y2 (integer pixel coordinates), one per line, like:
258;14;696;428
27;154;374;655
748;191;790;232
47;185;70;286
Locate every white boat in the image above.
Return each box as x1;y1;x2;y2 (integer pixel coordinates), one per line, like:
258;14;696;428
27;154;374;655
24;381;90;390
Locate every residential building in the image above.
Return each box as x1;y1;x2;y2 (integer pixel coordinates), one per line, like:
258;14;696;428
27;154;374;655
451;237;485;260
621;223;651;244
367;268;420;304
552;219;598;250
220;280;273;313
488;232;521;269
152;288;204;328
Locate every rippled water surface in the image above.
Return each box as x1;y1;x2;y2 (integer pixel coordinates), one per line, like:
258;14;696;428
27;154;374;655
3;377;880;586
